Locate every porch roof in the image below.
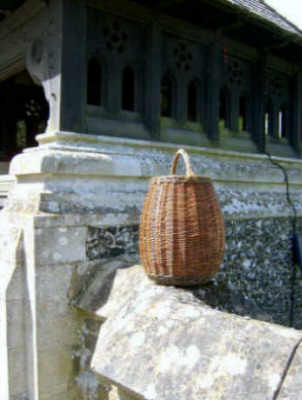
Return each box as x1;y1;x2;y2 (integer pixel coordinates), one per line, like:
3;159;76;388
224;0;302;39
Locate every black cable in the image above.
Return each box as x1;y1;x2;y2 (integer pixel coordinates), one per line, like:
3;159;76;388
265;152;297;233
265;151;298;327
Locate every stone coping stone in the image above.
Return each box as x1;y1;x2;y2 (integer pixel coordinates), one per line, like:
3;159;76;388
90;266;302;400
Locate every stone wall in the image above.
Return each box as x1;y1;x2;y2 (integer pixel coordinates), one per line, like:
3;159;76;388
84;216;302;329
216;217;302;328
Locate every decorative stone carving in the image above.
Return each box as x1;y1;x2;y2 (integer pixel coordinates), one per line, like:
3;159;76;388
225;57;249;89
103;20;128;54
227;58;244;86
26;38;46;85
26;0;62;134
26;37;57;132
173;41;193;72
265;71;289;100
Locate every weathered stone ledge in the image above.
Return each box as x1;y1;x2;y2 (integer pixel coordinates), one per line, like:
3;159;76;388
36;131;302;166
79;265;302;400
5;143;302;220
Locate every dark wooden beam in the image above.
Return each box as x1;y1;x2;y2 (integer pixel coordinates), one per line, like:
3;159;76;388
144;23;161;139
263;39;291;52
217;21;244;34
155;0;185;10
0;0;25;10
291;71;302;155
251;54;267;152
205;40;222;143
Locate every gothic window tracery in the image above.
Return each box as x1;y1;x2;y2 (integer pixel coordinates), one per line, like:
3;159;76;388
227;59;245;87
222;57;251;134
173;42;193;73
264;71;291;141
103;21;128;54
265;73;287;99
85;10;299;155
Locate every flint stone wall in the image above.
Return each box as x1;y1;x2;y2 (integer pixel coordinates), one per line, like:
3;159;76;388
86;217;302;328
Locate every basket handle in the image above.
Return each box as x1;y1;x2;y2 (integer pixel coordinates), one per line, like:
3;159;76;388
170;149;195;177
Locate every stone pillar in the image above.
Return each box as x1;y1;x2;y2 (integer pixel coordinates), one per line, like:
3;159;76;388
144;23;161;140
205;40;222;143
0;227;24;400
0;208;89;400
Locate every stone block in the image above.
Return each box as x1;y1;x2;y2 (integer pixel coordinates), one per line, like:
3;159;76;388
36;305;80;350
35;264;80;349
38;346;73;398
0;215;23;267
91;266;302;400
6;299;28;349
36;263;73;309
11;393;29;400
8;346;27;397
39;392;75;400
35;226;86;266
6;265;26;301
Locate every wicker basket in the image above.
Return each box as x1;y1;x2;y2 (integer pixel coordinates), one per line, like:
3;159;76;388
139;149;225;286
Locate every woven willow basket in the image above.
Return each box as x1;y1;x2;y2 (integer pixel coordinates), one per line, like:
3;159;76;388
139;149;225;286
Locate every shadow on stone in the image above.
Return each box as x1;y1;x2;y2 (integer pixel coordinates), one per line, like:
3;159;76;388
189;280;274;324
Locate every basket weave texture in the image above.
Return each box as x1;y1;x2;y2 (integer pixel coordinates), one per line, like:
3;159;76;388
139;149;225;286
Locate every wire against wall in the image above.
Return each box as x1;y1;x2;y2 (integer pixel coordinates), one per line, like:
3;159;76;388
265;152;299;328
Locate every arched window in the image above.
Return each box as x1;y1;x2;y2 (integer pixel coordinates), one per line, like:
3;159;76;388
161;73;174;117
239;95;248;132
187;80;198;122
122;66;135;111
219;87;230;130
87;58;102;106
